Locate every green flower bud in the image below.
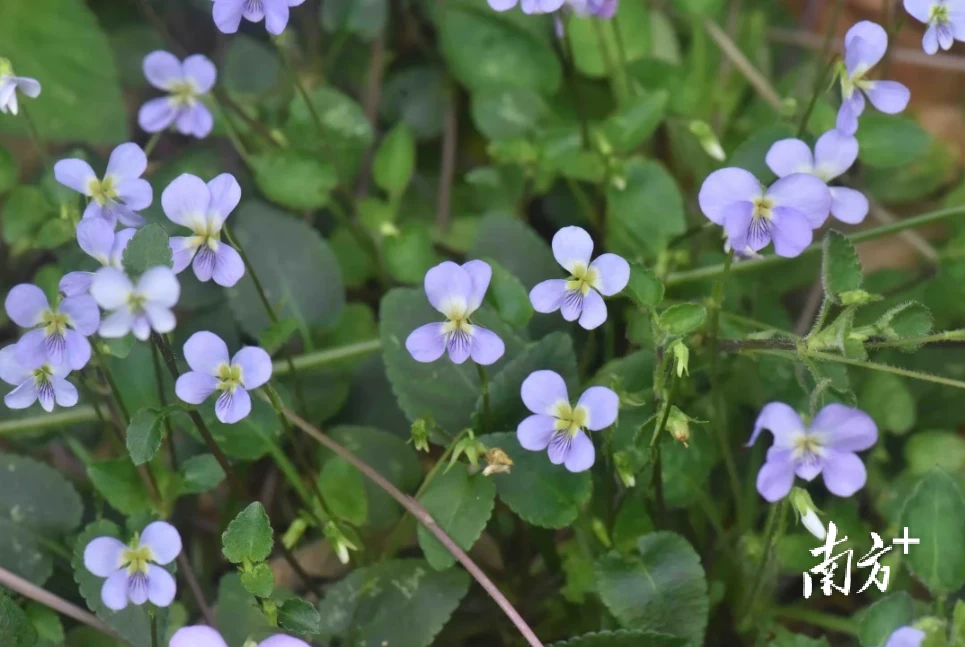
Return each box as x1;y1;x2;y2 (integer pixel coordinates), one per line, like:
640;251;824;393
688;120;726;161
789;487;825;540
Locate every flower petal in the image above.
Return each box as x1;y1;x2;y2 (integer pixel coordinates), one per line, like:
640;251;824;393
117;179;153;211
63;330;92;371
216;388;251;424
529;279;567;313
213;0;246;33
129;574;149;606
577;288;607;330
212;244;245;288
143;51;183;90
424;261;472;316
521;370;569;416
14;329;48;370
101;570;130;611
4;380;38;410
765;138;814;178
517;414;556;450
552;226;594;274
162;174;211;230
0;346;28;386
83;537;126;577
14;77;41;99
757;447;795;502
206;173;241;227
885;627;926;647
722;202;755;252
863;80;911;114
795;455;824;481
588;253;629;296
845;21;888;75
488;0;519;9
106;143;147;181
461;260;492;314
264;0;291;34
61;295;100;336
903;0;933;22
138;267;181;307
813;129;858;180
175;104;214;139
770;207;815;258
748;401;804;448
405;323;446;363
233;347;273;390
54;159;97;195
193;247;216;283
170;237;199;274
767;174;831;229
446;332;472;364
183;331;229;375
144;304;176;335
76;218;115;264
829;186;869;224
469;326;504;365
91;268;134;310
258;636;312;647
698;168;761;225
812;403;878;452
111;204;147;228
836;92;865;136
923;23;940;55
60;272;95;298
52;377;78;407
564;430;595;472
171;626;230;647
821;450;867;497
560;290;583;322
99;308;134;339
182;55;217;93
140;521;182;565
5;284;49;328
138;97;178;133
175;371;219;405
576;386;619;431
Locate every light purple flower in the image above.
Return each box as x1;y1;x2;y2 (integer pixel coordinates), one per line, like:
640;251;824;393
765;130;868;225
54;143;152;228
698;168;831;258
516;370;618;472
0;345;77;412
4;284;99;371
90;267;180;341
748;402;878;502
161;173;245;287
488;0;566;13
212;0;306;35
0;59;41;116
60;220;136;297
905;0;965;54
83;521;181;611
529;226;629;330
174;331;272;424
837;21;911;135
884;627;925;647
138;51;216;139
567;0;618;17
405;261;505;366
171;626;310;647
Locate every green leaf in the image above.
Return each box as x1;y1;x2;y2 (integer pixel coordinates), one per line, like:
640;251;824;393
856;592;914;647
0;0;126;143
25;602;64;645
87;459;153;516
33;218;74;249
331;226;375;288
483;257;534;329
471;213;560;290
567;0;650;78
320;0;387;41
952;600;965;647
222;502;274;564
239;562;274;598
595;532;708;644
0;451;83;533
899;469;965;595
318;457;368;526
285;88;373;182
822;231;863;302
251;150;338;211
874;301;933;347
480;332;578;433
767;632;831;647
486;432;592;528
380;287;524;435
216;573;269;647
439;3;561;94
228;201;345;337
417;466;496;570
904;431;965;475
471;86;547;139
318;559;469;647
185;396;279;460
858;373;916;435
278;596;321;638
122;224;173;279
626;264;664;307
549;630;686;647
601;90;670;153
657;303;707;336
0;143;17;195
126;408;164;466
606;159;686;258
178;455;225;494
728;124;795;183
857;114;931;169
258;317;300;355
222;36;280;96
102;335;135;359
381;66;448;140
0;186;54;247
0;520;51;585
0;591;37;647
383;223;438;284
373;123;416;198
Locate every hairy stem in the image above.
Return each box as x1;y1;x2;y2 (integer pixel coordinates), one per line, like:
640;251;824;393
477;364;491;435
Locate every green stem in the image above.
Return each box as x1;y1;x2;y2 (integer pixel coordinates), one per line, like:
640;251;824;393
150;340;177;470
666;204;965;286
477;364;491;435
865;330;965;349
772;606;858;636
279;49;327;146
566;179;601;233
610;14;633;97
590;18;625;102
93;345;130;425
805;296;832;339
143;131;163;158
211;98;253;166
561;18;591;149
796;0;843;137
328;198;389;288
20;104;52;172
150;610;158;647
742;500;786;621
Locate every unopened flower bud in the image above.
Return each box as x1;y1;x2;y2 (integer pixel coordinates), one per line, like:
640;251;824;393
410;419;431;453
669;340;689;378
282;516;309;550
666;406;691;446
380;221;400;237
483;448;513;476
449;430;488;471
324;521;358;565
614;448;646;488
689;120;726;161
789;487;825;540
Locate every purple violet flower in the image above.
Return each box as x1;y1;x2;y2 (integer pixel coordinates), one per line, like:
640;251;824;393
54;143;152;228
567;0;618;17
83;521;181;611
530;226;629;330
836;21;911;135
748;402;878;502
60;219;136;297
175;331;272;424
698;168;831;258
517;370;618;472
90;267;180;341
0;58;41;116
162;173;245;287
904;0;965;54
765;130;869;225
171;626;310;647
212;0;306;35
4;284;99;371
405;260;506;366
488;0;566;13
884;627;926;647
0;345;77;412
138;51;216;139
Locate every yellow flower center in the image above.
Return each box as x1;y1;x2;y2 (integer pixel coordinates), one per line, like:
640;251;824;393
31;365;54;386
931;4;950;24
216;362;244;393
88;175;119;206
128;292;147;312
441;302;473;336
122;542;154;576
42;310;69;337
565;262;600;296
186;217;222;252
167;80;199;108
553;402;589;438
752;197;774;221
791;432;826;461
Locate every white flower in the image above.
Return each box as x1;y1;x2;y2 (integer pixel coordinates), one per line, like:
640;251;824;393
90;267;180;341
